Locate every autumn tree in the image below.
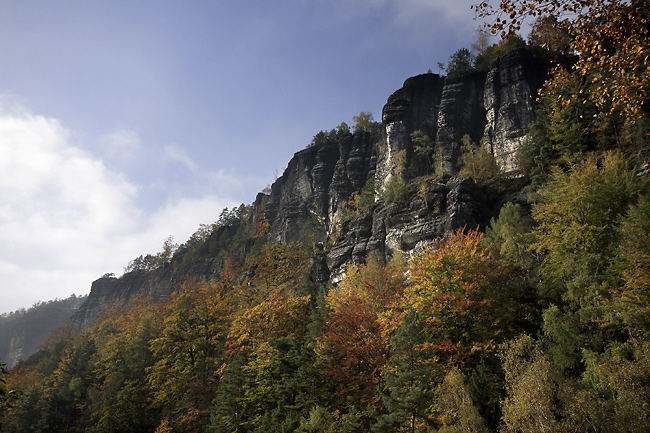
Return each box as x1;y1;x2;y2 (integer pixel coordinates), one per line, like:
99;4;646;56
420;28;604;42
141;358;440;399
85;295;163;433
385;229;523;430
446;48;473;75
473;34;527;70
406;229;520;369
577;341;650;432
614;194;650;334
484;202;537;272
341;177;375;221
374;310;436;433
295;405;364;433
383;150;410;205
410;130;435;175
205;351;248;433
473;0;650;122
531;151;643;303
215;292;314;432
318;252;406;406
228;243;311;313
529;152;645;377
36;330;97;432
210;244;315;432
0;361;20;429
471;28;492;59
527;14;572;55
435;368;488;433
228;292;312;351
147;281;231;431
499;335;561;433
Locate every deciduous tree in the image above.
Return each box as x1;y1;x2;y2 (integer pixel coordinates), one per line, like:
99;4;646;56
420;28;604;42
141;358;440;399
531;151;643;303
499;335;560;433
318;253;406;405
473;0;650;122
406;228;519;370
457;135;499;185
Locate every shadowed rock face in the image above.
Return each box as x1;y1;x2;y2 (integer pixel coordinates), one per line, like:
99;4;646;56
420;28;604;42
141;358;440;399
71;49;546;327
71;269;176;328
265;48;544;281
323;176;488;284
379;73;445;192
263;130;377;245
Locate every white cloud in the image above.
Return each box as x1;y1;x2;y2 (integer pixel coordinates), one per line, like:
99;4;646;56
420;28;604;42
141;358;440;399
100;128;143;164
141;195;237;246
0;100;239;314
162;143;199;172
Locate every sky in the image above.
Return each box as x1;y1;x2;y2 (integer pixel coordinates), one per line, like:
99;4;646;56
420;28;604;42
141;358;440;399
0;0;495;314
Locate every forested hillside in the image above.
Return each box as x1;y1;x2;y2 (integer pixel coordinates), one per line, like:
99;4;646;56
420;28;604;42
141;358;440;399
2;0;649;432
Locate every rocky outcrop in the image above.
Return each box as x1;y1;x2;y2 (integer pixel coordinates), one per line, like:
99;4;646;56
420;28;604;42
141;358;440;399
266;48;544;282
263;130;376;244
71;257;197;328
381;47;544;182
483;48;544;174
324;176;489;283
69;48;547;327
378;74;445;191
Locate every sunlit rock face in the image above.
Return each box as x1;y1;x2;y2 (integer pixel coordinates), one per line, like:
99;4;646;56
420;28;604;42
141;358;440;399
379;73;445;191
71;50;548;326
483;48;544;175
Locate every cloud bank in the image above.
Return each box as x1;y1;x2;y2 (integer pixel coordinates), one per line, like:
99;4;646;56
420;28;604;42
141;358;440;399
0;100;239;314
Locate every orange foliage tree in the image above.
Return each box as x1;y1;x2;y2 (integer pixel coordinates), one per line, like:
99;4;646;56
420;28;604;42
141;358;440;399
318;253;406;404
406;228;520;370
473;0;650;123
230;243;311;309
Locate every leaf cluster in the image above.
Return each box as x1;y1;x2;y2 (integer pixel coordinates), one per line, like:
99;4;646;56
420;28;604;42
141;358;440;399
473;0;650;122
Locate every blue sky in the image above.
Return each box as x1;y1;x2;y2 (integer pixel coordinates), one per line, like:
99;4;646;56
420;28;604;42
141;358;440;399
0;0;493;314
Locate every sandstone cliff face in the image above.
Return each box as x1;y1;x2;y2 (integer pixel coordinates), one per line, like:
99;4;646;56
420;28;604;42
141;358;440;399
71;271;175;327
323;176;488;283
483;48;544;174
381;47;544;182
266;48;544;281
263;130;376;244
71;49;546;327
378;74;445;192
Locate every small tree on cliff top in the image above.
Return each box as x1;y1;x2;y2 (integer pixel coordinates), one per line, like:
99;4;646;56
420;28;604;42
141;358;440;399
353;111;377;133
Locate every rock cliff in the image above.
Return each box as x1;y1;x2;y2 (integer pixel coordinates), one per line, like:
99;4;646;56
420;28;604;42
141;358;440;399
483;48;544;173
264;47;545;280
71;48;547;327
0;295;86;368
